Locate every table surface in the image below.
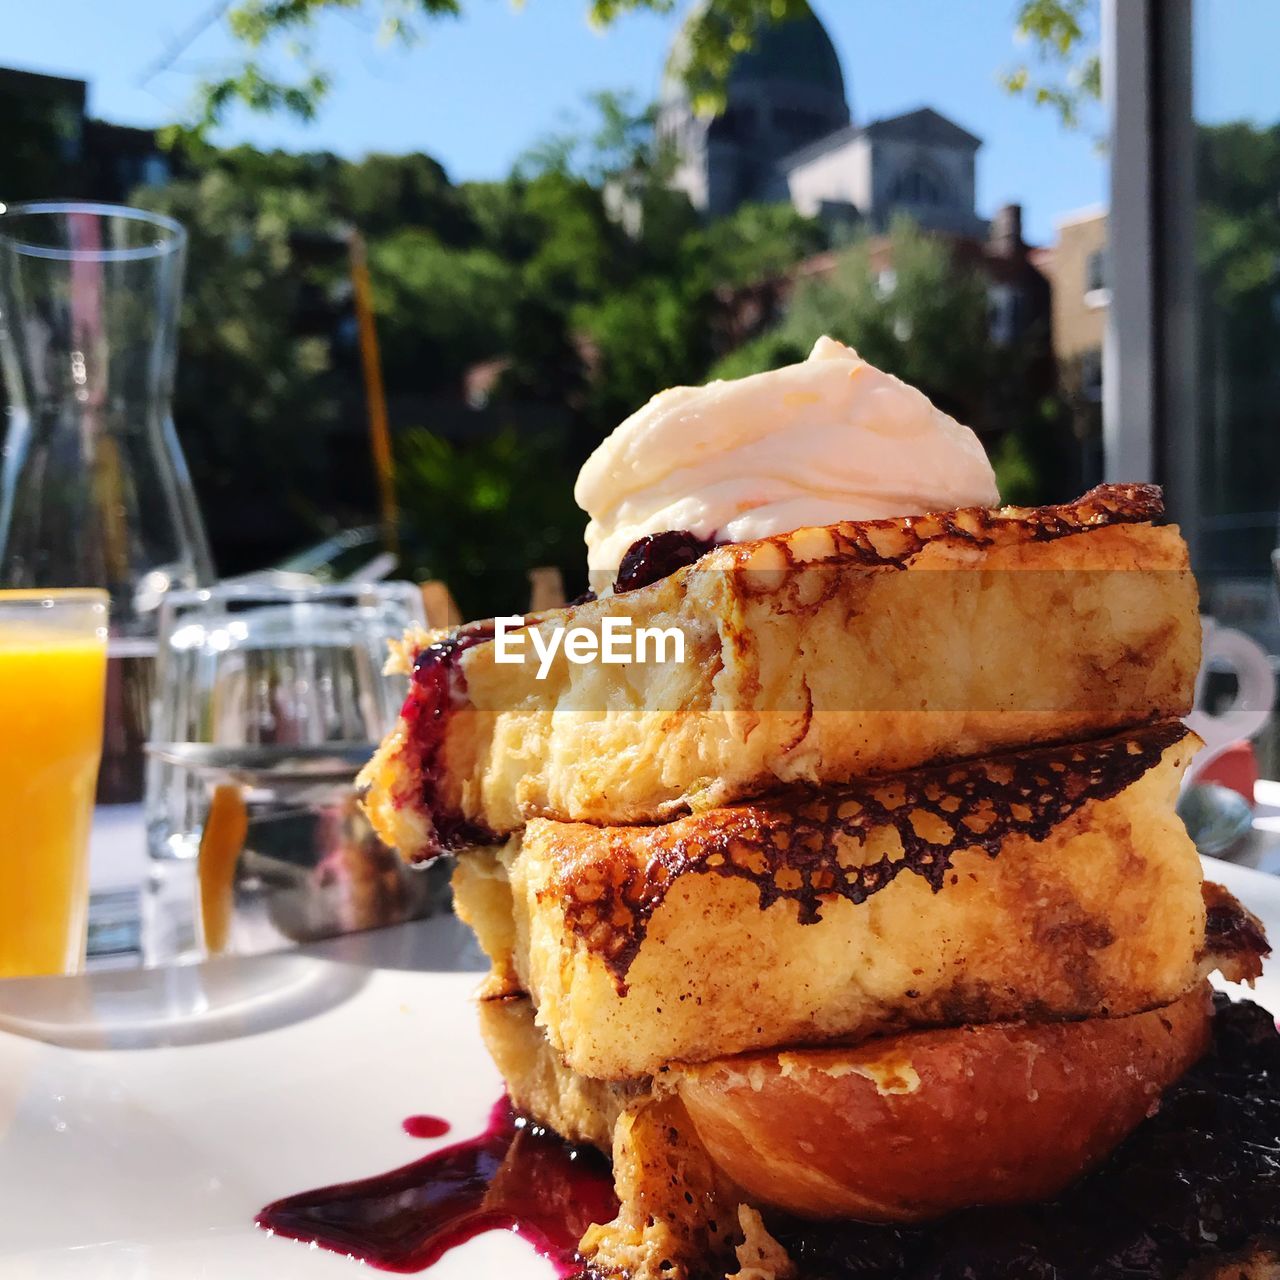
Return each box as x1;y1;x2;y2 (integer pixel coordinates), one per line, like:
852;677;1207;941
2;859;1277;1279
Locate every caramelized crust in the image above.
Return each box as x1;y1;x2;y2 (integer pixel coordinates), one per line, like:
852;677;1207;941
474;993;749;1280
673;985;1213;1222
455;726;1208;1079
712;481;1166;569
1202;879;1271;983
360;487;1199;859
551;723;1190;987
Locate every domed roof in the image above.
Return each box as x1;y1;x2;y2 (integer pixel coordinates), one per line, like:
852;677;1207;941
663;1;846;104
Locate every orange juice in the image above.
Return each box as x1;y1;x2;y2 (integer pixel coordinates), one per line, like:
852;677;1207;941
0;593;107;978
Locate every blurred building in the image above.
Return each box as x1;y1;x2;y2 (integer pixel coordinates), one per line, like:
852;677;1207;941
1034;206;1108;484
659;1;985;236
0;66;173;203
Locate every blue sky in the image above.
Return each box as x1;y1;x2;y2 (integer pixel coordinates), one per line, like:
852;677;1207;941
1;1;1276;246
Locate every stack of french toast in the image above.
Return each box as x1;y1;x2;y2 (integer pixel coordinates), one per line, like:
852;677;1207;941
362;480;1269;1279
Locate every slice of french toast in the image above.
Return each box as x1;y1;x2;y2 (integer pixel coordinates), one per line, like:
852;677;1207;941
452;723;1232;1080
360;485;1199;861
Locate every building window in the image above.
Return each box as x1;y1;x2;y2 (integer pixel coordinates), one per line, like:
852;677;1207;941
1084;245;1110;309
141;154;170;188
889;165;949;207
988;285;1022;345
1079;348;1103;404
1086;247;1107;293
53;105;82;164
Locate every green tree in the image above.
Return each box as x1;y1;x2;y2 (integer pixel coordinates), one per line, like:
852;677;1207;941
165;0;819;143
515;91;669;187
466;170;617;413
396;427;585;617
704;327;808;381
1002;0;1101;132
336;152;475;244
131;153;353;569
157;0;1104;146
519;171;621;309
711;217;995;422
370;231;518;389
1196;122;1280;528
577;277;712;428
705;217;1069;502
684;200;827;289
461;179;544;263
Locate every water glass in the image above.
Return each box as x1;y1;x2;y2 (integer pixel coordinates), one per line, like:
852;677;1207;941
0;590;108;977
144;582;433;962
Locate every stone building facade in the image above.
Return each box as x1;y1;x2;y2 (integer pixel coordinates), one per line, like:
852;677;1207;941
658;2;986;237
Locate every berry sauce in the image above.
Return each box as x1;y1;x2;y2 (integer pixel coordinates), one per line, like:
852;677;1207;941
400;621;501;853
614;530;719;593
256;1098;616;1277
257;1000;1280;1279
401;1115;451;1139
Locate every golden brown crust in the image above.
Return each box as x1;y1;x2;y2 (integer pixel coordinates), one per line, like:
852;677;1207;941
673;986;1213;1223
465;992;1280;1280
709;481;1166;575
580;1093;745;1280
1188;1248;1280;1279
470;727;1209;1079
359;488;1200;858
1202;880;1272;983
548;722;1192;988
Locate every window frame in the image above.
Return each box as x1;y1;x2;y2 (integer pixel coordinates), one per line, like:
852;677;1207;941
1104;0;1201;561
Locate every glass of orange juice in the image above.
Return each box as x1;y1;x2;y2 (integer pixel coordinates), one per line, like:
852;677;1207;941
0;590;108;978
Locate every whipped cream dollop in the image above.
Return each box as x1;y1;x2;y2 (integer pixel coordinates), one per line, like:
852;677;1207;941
575;337;1000;574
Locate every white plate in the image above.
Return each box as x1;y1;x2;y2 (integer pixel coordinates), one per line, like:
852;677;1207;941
0;859;1276;1279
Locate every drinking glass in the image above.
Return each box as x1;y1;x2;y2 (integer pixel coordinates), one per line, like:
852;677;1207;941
0;202;214;805
0;590;108;977
144;582;436;962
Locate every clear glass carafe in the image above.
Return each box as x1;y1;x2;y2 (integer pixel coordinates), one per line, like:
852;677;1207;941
0;202;214;803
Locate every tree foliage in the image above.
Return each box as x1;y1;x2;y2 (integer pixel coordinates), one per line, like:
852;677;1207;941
110;89;830;596
577;277;712;428
170;0;818;144
165;0;1106;145
129;152;352;568
370;231;518;388
1002;0;1101;132
68;54;1088;602
706;216;1067;504
336;152;474;243
1196;122;1280;528
710;217;995;421
395;427;584;617
685;201;827;289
